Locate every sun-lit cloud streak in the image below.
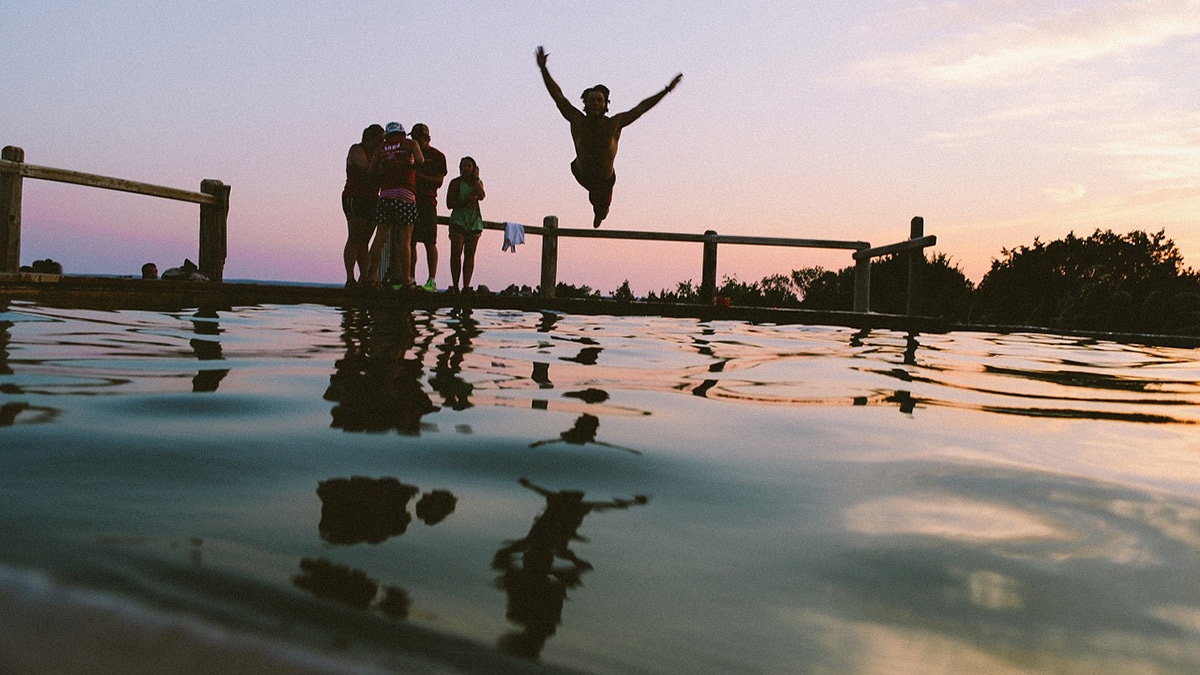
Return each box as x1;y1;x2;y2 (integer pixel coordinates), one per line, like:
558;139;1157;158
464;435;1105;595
852;1;1200;87
1043;184;1087;203
920;83;1200;188
917;83;1139;147
833;1;1200;281
1099;123;1200;188
980;182;1200;252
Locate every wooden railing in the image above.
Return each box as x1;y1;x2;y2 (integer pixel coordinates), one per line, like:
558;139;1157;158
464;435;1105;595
2;144;936;313
853;217;938;314
0;146;229;281
463;215;936;313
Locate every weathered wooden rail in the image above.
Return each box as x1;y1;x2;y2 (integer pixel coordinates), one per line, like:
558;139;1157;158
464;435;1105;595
468;214;936;313
0;146;229;281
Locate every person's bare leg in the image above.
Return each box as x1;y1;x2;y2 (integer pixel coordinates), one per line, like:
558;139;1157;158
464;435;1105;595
449;235;464;289
462;235;480;289
425;243;438;284
365;224;392;285
573;162;615;228
409;242;439;288
394;225;415;287
388;231;404;283
344;225;357;285
356;238;371;281
589;173;615;228
347;216;374;284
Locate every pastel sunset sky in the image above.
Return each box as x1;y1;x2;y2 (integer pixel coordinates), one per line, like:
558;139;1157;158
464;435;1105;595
3;1;1198;293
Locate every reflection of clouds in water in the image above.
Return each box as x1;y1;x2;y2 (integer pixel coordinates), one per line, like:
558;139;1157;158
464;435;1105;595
775;609;1018;673
773;606;1193;675
1102;499;1200;548
1152;605;1200;634
844;495;1062;542
820;465;1200;670
964;569;1025;611
844;492;1180;566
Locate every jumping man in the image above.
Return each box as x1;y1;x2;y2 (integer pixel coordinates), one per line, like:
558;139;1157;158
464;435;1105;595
535;45;682;227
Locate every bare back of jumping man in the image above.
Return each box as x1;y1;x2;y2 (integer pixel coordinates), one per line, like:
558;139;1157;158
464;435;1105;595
536;46;682;228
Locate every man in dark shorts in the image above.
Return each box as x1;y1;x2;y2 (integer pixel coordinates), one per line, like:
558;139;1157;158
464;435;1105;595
407;123;447;292
535;45;682;228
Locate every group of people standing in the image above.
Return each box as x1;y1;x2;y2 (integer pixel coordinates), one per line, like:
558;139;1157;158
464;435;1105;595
341;46;682;292
342;122;485;293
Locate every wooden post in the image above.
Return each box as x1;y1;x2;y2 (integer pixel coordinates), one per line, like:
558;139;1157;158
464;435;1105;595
701;230;718;304
854;255;871;312
906;216;923;316
539;215;558;298
199;179;229;282
1;146;23;273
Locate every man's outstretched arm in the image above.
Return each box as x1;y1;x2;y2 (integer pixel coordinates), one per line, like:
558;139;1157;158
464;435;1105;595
536;46;580;122
614;73;682;128
518;477;555;497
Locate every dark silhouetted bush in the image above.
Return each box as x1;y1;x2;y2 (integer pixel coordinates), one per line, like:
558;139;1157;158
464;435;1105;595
974;229;1200;334
798;253;973;318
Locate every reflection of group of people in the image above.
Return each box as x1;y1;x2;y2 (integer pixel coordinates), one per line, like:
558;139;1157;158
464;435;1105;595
325;307;485;433
323;309;435;434
294;476;458;620
314;296;660;660
316;476;456;545
324;306;636;450
342;122;485;294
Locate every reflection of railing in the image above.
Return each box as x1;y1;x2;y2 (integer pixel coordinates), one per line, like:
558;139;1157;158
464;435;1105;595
460;214;936;313
0;145;229;281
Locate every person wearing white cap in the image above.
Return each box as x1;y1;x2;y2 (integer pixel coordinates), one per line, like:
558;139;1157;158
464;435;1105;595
365;122;424;288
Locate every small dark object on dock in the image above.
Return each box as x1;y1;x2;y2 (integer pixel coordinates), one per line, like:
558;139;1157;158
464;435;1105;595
20;259;63;275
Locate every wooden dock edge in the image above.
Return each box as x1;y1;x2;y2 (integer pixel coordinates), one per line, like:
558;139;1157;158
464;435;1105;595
0;275;950;333
4;275;1198;346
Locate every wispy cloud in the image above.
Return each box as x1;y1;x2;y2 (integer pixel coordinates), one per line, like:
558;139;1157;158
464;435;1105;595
1099;122;1200;188
845;1;1200;267
918;93;1119;146
915;76;1159;149
1043;184;1087;202
871;2;1200;191
851;1;1200;87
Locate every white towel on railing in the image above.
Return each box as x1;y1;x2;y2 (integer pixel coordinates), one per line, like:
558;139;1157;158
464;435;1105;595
502;222;526;252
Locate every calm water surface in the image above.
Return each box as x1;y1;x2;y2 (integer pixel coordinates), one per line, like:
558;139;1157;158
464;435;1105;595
1;301;1199;673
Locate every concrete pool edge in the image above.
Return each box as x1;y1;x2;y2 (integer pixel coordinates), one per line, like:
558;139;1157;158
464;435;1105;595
3;275;1198;347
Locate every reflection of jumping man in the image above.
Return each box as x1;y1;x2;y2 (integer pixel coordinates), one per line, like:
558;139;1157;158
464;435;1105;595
536;45;682;228
493;477;648;659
